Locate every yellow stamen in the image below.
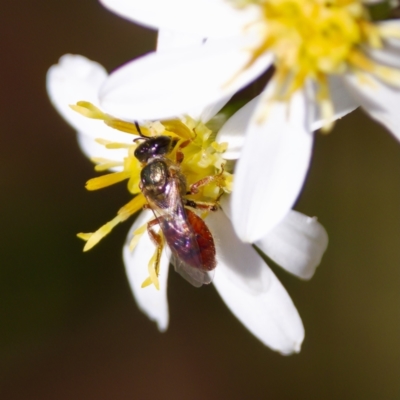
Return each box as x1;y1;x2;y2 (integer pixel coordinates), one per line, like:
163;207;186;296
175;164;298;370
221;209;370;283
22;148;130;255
211;142;228;152
71;101;151;136
70;101;108;120
140;277;154;288
119;194;147;217
142;250;160;290
127;174;141;195
86;171;131;190
105;119;149;136
146;121;166;136
79;194;146;251
91;158;124;172
80;214;124;251
222;172;234;193
348;49;400;86
361;21;382;48
141;231;164;290
77;232;92;241
129;223;148;251
95;138;132;149
316;73;334;132
161;119;195;140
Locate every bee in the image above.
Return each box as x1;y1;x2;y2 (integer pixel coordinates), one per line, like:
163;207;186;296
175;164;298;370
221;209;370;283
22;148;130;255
134;130;220;287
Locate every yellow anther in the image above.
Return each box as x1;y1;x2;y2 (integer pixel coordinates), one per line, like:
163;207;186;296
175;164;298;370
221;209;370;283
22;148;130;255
94;138;133;149
70;101;108;120
162;119;194;139
145;121;166;136
77;232;92;241
222;172;234;193
127;174;141;195
91;157;124;172
104;119;149;136
349;50;400;86
129;223;148;251
80;194;146;251
82;215;122;251
141;231;164;290
361;22;382;48
86;171;131;190
144;249;161;290
118;194;147;218
140;277;154;288
211;142;228;153
70;101;151;137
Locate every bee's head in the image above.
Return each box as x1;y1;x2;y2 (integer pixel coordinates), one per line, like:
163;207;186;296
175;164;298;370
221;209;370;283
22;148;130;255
134;136;179;163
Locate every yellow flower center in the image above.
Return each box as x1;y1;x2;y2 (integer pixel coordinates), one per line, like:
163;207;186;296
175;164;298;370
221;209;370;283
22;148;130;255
234;0;400;128
72;102;232;288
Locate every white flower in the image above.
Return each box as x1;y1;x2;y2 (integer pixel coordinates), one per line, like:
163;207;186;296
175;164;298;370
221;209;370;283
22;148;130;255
97;0;400;242
46;54;329;354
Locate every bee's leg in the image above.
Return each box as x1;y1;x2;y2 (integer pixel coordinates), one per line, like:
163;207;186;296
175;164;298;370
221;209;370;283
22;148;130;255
146;218;164;277
187;164;226;195
175;139;191;164
147;218;163;248
184;199;219;212
147;218;160;234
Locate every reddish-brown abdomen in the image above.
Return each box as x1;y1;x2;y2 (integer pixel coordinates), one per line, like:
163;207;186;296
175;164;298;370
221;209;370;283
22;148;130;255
186;209;216;271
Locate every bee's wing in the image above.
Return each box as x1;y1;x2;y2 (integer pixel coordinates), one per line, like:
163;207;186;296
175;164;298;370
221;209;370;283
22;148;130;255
170;253;214;288
144;174;187;223
145;177;210;287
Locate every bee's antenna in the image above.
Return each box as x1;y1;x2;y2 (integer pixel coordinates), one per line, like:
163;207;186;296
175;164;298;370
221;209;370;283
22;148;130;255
135;121;145;137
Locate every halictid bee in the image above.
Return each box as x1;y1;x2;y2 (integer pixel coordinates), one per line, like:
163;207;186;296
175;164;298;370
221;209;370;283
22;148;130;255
134;127;219;287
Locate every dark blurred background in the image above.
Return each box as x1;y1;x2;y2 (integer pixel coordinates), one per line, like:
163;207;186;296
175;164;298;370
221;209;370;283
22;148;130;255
1;1;399;399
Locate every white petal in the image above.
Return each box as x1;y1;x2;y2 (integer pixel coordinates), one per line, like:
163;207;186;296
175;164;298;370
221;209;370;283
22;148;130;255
100;38;273;121
218;78;357;162
310;76;359;131
366;43;400;70
47;54;133;143
208;207;271;294
343;72;400;141
156;30;232;122
232;89;314;243
207;211;304;354
221;198;328;280
376;19;400;52
341;21;400;139
216;95;261;159
361;22;400;75
157;29;205;52
256;210;328;280
77;132;127;169
47;55;105;132
188;95;233;124
123;210;170;331
99;0;258;37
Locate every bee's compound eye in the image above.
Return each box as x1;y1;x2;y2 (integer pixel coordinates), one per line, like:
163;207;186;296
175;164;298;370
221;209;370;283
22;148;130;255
134;136;178;162
140;160;169;195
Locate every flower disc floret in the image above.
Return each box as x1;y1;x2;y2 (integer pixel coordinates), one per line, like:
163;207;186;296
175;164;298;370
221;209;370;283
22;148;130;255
236;0;400;124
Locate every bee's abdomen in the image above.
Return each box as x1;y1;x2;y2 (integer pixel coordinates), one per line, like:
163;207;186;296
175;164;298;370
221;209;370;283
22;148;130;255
186;210;216;271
